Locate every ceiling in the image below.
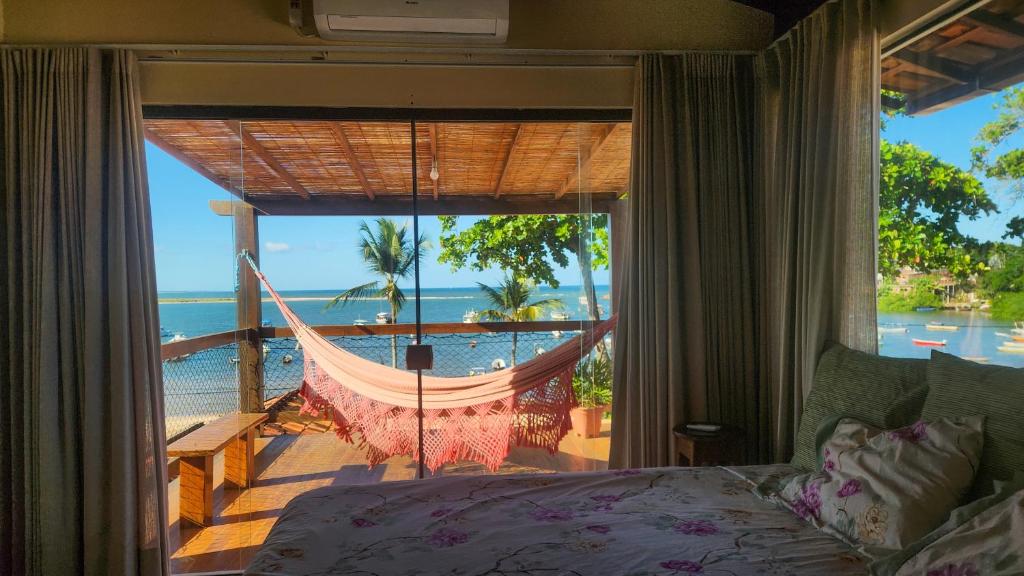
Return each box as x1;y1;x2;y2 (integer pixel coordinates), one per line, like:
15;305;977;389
144;120;631;216
731;0;831;37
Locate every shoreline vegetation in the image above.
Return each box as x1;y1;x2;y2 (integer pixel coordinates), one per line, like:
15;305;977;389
158;295;481;304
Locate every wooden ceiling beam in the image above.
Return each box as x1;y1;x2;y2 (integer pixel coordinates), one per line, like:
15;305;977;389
964;10;1024;39
893;48;974;84
428;123;439;201
145;128;245;199
493;124;523;199
209;194;615;217
327;122;375;201
555;124;615;199
237;125;311;200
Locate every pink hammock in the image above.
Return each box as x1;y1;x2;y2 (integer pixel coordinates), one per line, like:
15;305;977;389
246;257;617;472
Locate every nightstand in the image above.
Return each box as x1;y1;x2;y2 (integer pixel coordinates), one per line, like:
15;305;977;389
673;423;745;467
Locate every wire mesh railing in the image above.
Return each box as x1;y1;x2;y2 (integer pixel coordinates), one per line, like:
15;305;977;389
162;325;614;439
162;341;239;439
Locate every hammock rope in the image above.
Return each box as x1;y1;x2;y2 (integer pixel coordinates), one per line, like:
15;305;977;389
241;253;617;472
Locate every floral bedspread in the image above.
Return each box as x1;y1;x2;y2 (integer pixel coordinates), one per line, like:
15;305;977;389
245;465;867;576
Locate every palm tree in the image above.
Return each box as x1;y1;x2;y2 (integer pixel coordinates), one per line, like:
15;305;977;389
477;275;563;366
327;218;430;367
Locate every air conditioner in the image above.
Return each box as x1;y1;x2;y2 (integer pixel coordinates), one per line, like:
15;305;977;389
298;0;509;45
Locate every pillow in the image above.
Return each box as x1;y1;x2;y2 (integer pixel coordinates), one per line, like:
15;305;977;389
777;416;984;558
922;351;1024;497
870;475;1024;576
791;341;928;470
892;485;1024;575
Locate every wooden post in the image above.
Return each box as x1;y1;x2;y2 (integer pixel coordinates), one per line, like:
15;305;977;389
234;203;264;413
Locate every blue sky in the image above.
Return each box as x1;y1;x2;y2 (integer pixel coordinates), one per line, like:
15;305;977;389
148;142;608;292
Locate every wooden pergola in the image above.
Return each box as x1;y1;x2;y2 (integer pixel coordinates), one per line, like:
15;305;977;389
145;118;631;413
882;0;1024;115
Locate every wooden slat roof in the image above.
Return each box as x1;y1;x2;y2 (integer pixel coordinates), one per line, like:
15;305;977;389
144;120;631;215
882;0;1024;115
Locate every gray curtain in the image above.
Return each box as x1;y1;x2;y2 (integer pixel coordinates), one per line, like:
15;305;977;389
611;0;878;468
610;53;764;468
0;49;170;576
756;0;880;462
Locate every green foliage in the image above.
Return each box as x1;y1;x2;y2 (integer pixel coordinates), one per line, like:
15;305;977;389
477;275;563;366
438;215;609;289
972;86;1024;197
879;140;994;279
990;291;1024;321
978;244;1024;295
572;355;613;408
876;277;943;313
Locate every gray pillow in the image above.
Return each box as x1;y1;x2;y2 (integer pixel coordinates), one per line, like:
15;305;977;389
921;351;1024;498
791;341;928;470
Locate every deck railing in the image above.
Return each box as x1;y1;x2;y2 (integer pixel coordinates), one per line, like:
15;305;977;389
161;321;601;438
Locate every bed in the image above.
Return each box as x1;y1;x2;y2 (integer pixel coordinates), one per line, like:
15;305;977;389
244;464;867;575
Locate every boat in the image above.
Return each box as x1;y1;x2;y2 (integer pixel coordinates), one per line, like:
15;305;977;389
998;346;1024;354
996;332;1013;338
166;334;192;361
878;326;909;334
912;338;946;347
551;311;570;321
375;311;392;324
925;323;959;332
1012;335;1024;343
462;310;479;323
915;306;937;312
551;330;564;339
961;356;989;363
353;318;368;326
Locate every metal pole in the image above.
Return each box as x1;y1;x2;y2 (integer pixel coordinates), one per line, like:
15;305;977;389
411;120;425;480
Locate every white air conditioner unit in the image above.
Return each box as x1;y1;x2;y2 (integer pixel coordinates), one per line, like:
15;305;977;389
307;0;509;44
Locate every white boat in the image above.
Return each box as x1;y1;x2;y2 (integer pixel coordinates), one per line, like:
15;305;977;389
998;346;1024;354
1001;341;1024;348
166;334;191;362
551;330;563;339
462;310;479;323
961;356;989;363
926;323;959;332
353;318;368;326
996;332;1013;338
878;326;909;334
375;311;392;324
551;311;570;321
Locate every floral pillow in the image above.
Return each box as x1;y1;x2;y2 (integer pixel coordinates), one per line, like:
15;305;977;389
776;416;984;558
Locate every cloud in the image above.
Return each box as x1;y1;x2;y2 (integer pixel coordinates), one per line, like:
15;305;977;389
265;241;292;253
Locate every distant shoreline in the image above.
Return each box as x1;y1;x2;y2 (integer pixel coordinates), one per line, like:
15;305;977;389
158;295;482;304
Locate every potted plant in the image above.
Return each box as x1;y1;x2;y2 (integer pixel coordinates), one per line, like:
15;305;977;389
570;355;613;438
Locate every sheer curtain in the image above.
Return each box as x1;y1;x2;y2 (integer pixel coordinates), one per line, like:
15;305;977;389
610;53;763;468
611;0;879;467
755;0;880;462
0;49;170;576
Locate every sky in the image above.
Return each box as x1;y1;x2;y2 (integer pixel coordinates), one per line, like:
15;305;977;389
148;142;608;292
151;91;1023;292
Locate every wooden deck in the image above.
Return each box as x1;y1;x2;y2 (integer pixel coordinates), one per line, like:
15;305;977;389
169;399;611;574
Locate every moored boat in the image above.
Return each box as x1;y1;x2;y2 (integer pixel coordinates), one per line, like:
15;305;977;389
462;309;479;323
878;326;909;334
375;311;392;324
915;306;937;312
551;311;570;321
912;338;946;347
926;323;959;332
998;346;1024;354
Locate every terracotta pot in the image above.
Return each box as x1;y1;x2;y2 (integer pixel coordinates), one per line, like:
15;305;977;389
570;405;609;438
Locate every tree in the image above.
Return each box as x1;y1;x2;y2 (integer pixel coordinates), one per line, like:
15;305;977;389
326;218;430;367
476;275;563;366
437;215;608;321
879;140;995;279
972;86;1024;197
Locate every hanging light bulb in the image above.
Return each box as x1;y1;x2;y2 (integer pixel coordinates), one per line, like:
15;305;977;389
430;160;439;181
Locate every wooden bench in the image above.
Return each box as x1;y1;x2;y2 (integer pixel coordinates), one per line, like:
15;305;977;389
167;413;268;527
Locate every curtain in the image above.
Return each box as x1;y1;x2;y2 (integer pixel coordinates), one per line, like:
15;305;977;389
610;53;764;468
0;49;170;576
755;0;880;462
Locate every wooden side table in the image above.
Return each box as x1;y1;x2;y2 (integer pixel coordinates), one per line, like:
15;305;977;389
673;423;745;467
